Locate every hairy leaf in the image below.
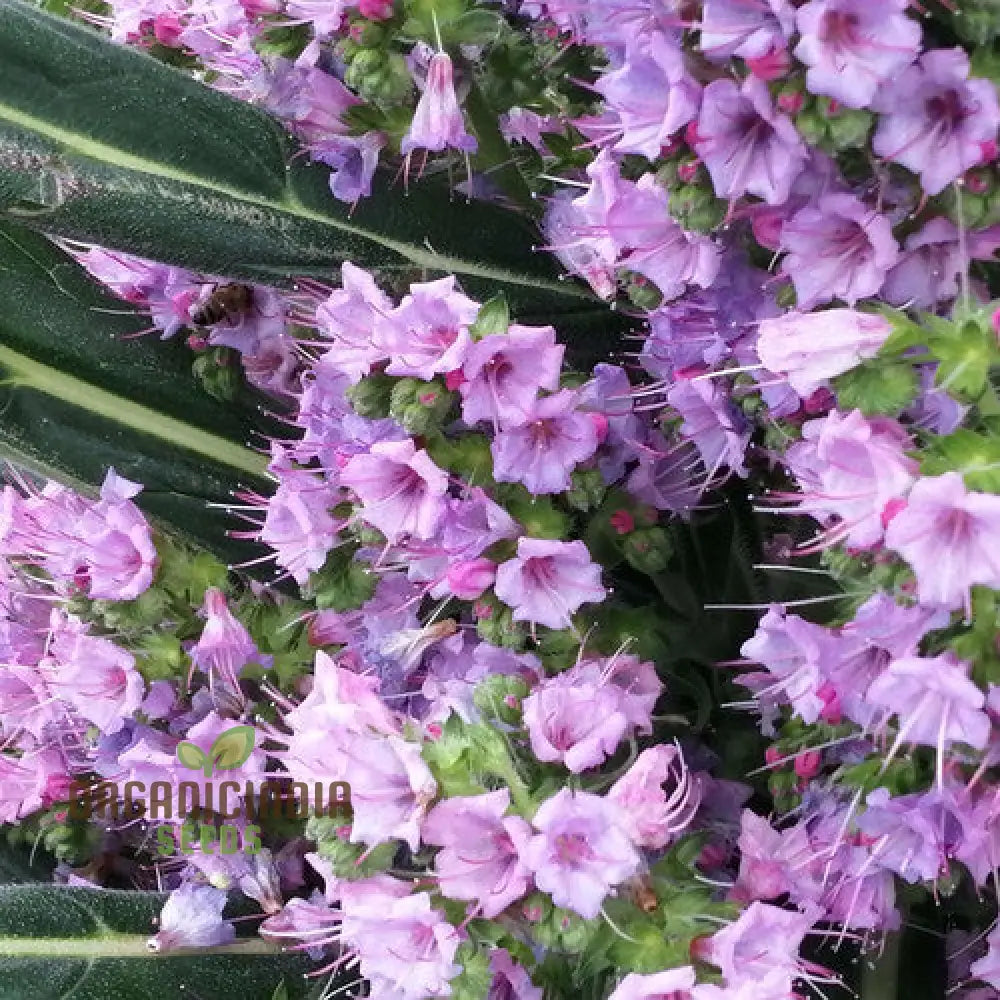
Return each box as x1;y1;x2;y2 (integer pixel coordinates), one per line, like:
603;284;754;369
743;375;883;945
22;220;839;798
0;219;272;559
0;0;622;353
0;885;315;1000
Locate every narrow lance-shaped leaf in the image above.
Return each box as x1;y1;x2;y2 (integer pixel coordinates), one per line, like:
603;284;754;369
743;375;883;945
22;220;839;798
0;0;625;351
0;218;273;559
0;886;316;1000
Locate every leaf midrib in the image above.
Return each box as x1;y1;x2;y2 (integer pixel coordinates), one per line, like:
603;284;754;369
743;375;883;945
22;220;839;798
0;101;592;300
0;934;279;958
0;343;268;479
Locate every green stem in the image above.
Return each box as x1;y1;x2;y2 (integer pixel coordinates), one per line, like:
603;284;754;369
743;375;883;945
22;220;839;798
463;80;535;215
861;930;900;1000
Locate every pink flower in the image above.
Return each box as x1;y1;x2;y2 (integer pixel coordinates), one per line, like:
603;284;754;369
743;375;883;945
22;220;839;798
459;324;564;426
523;666;630;773
314;263;393;382
873;48;1000;196
491;390;599;495
608;745;700;849
697;901;821;994
694;76;807;205
445;557;496;600
44;617;145;735
488;950;542;1000
594;32;701;159
733;810;815;902
0;749;67;823
699;0;794;61
148;886;235;953
494;538;606;630
374;276;480;380
400;52;477;156
884;472;1000;610
793;0;921;109
780;193;898;307
422;789;533;917
867;653;990;754
341;438;448;542
756;309;891;396
970;924;1000;989
608;968;697;1000
784;410;918;549
521;789;639;918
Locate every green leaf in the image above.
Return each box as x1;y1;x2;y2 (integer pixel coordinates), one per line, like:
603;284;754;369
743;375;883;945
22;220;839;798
208;725;256;771
0;885;315;999
175;742;208;773
920;428;1000;492
0;0;620;354
833;363;918;416
0;219;273;560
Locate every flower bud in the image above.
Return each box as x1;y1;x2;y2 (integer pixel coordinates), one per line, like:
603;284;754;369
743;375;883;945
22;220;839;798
446;557;496;600
345;371;394;418
623;525;673;574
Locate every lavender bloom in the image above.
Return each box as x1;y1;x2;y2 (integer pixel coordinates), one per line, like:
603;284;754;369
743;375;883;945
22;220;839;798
756;309;891;396
873;48;1000;196
147;886;235;952
488;951;543;1000
494;538;607;630
341;439;448;542
699;0;794;61
971;925;1000;989
521;789;639;918
422;790;533;917
316;131;385;204
594;31;701;158
491;390;599;495
780;193;898;307
884;472;1000;610
459;324;564;426
667;378;750;478
794;0;921;109
694;77;807;205
401;52;477;156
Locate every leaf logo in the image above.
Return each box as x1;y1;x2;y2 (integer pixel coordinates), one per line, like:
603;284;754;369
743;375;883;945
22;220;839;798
176;725;256;778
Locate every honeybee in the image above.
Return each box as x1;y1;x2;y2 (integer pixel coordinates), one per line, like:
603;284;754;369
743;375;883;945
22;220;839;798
624;875;659;914
190;283;254;327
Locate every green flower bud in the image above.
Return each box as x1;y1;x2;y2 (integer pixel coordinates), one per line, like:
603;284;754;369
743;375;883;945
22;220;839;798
826;108;872;150
623;525;673;574
136;633;187;683
499;490;570;539
425;432;495;484
535;626;580;673
473;673;530;723
794;107;828;147
531;906;598;954
565;467;607;512
667;185;726;233
192;348;242;403
474;593;528;650
307;547;376;612
774;283;797;309
389;377;454;435
345;372;394;419
624;271;664;311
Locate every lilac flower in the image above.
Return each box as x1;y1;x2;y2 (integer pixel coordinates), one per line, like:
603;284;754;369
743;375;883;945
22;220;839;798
733;810;815;902
494;538;606;630
341;439;448;542
694;76;807;205
373;276;479;380
873;48;1000;196
422;789;533;917
739;607;834;724
867;653;990;755
609;969;697;1000
970;925;1000;989
884;472;1000;610
78;470;158;601
594;31;701;158
488;950;543;1000
401;52;477;156
605;174;720;300
698;901;821;994
259;463;342;584
756;309;891;396
667;378;750;478
0;749;67;823
317;131;385;204
793;0;920;109
314;263;393;382
523;666;629;772
45;618;145;735
459;324;564;426
780;193;898;307
699;0;794;61
189;588;265;693
521;789;639;918
341;882;462;1000
491;390;599;494
608;745;700;848
691;971;798;1000
147;886;235;952
783;410;917;549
